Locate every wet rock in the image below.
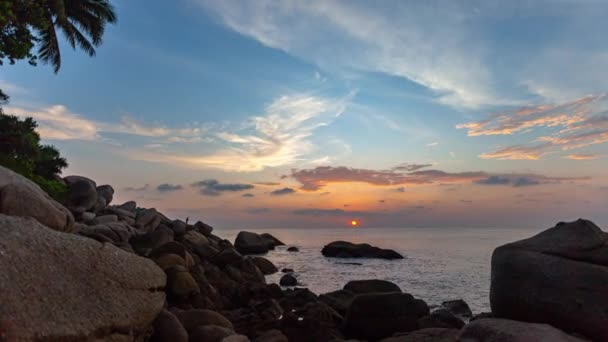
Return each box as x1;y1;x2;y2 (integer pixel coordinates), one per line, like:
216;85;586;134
491;219;608;341
459;318;587;342
260;233;285;249
287;246;299;252
343;279;401;294
0;214;166;340
419;309;464;329
235;231;270;254
322;241;403;259
280;274;298;286
0;166;75;232
470;312;493;322
344;292;429;340
151;309;188;342
441;299;472;319
252;256;278;275
281;268;294;273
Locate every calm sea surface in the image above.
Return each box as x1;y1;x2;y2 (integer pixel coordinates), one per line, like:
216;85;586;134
216;227;539;314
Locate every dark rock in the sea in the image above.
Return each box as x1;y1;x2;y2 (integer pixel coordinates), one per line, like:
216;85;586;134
0;214;166;341
343;279;402;294
280;273;298;286
490;219;608;341
190;324;235;342
287;246;299;252
338;262;363;266
151;309;188;342
0;166;75;232
322;241;403;259
441;299;472;319
344;292;429;340
252;256;278;275
470;312;494;322
281;268;294;273
63;175;98;213
280;301;343;342
261;232;285;249
419;309;465;329
254;329;288;342
379;328;459;342
319;289;356;316
235;231;270;254
172;308;234;332
460;318;587;342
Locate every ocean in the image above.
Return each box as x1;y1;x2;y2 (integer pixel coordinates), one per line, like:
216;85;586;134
216;226;539;314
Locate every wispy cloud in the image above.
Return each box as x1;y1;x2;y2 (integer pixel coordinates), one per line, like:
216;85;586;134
192;179;254;196
124;184;149;192
563;154;601;160
289;165;587;191
157;183;184;192
127;92;354;171
270;187;296;196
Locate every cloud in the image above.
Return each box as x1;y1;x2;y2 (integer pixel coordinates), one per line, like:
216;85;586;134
563;154;601;160
193;179;254;196
5;104;205;142
292;208;368;217
254;182;281;186
461;94;608;160
270;187;296;196
124;184;149;192
392;163;433;172
157;183;184;192
198;1;518;108
427;142;439;147
247;207;271;214
242;193;255;197
126;92;353;172
288;165;587;190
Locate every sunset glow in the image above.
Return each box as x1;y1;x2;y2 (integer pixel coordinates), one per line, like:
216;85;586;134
351;220;359;227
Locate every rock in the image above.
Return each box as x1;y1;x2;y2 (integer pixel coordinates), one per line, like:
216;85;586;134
166;265;200;300
79;221;138;245
343;279;402;294
172;309;234;332
490;219;608;341
441;299;472;319
380;328;459;342
131;225;175;253
106;206;136;219
117;200;137;212
254;329;288;342
154;253;188;270
260;233;285;249
419;309;465;329
195;220;214;235
213;247;242;266
92;194;107;213
0;214;166;340
280;274;298;286
151;309;188;342
136;208;164;232
287;246;299;252
81;211;96;222
459;318;587;342
184;230;210;248
64;175;98;213
97;184;114;205
280;301;343;342
190;325;235;342
222;335;250;342
470;312;493;322
235;231;270;254
344;292;429;340
94;214;118;224
319;289;356;316
252;256;278;275
0;166;75;232
281;268;294;273
172;219;187;235
322;241;403;259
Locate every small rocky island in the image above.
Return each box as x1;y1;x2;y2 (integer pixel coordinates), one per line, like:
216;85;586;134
0;165;606;341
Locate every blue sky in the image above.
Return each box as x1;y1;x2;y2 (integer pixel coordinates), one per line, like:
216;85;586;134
1;0;607;228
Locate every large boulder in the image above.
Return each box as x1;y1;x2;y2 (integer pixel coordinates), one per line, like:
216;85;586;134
344;292;429;340
260;233;284;249
490;219;608;341
343;279;402;294
64;175;98;213
380;328;459;342
0;214;166;340
150;309;188;342
0;166;74;232
321;241;403;259
235;231;269;255
319;289;356;316
96;184;114;206
459;318;587;342
251;256;278;275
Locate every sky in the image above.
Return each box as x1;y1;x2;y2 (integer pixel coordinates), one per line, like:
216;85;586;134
1;0;608;229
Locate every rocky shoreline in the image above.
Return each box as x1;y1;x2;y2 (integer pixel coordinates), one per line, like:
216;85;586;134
0;165;605;341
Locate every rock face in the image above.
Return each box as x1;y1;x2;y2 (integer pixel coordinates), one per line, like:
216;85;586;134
0;214;166;340
64;175;98;213
0;165;75;232
235;231;271;254
344;292;429;340
344;279;402;294
459;318;586;342
490;219;608;341
322;241;403;259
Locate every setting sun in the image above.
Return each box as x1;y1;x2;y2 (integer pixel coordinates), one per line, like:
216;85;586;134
351;220;359;227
